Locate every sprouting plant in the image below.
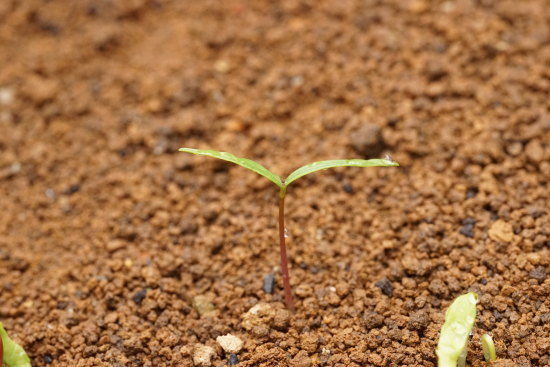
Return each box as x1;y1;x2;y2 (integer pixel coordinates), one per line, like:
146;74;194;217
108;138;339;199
179;148;399;309
481;334;497;362
436;292;478;367
0;323;31;367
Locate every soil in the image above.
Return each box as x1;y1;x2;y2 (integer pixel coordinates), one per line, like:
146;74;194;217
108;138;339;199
0;1;548;366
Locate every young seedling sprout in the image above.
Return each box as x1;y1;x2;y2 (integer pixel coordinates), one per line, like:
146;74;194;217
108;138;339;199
436;292;478;367
481;334;497;362
0;323;31;367
179;148;399;309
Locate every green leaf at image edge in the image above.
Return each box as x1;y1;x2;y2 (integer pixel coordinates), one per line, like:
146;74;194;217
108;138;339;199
179;148;284;188
0;323;31;367
285;159;399;186
436;292;478;367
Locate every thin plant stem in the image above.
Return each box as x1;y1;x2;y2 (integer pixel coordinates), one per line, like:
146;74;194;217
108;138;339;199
278;187;294;310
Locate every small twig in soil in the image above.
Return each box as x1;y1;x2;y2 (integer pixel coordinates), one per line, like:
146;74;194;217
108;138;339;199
179;148;399;309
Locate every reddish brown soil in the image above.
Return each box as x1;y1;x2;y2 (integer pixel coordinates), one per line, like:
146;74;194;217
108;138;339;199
0;1;548;366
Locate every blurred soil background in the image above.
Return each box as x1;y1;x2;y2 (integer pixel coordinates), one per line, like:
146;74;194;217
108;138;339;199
0;1;548;366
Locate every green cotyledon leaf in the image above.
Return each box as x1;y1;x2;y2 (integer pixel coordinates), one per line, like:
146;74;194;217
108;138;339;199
0;323;31;367
179;148;284;188
481;334;497;362
179;148;399;190
284;158;399;186
436;292;478;367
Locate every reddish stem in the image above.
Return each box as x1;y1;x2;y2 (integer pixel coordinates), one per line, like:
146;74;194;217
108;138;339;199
278;188;294;310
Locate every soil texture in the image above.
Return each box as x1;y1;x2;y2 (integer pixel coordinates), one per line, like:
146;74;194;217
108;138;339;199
0;1;548;366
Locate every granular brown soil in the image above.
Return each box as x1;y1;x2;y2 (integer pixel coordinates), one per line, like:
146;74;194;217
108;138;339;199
0;1;548;366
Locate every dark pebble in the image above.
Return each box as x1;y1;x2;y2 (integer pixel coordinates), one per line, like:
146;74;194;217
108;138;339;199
132;289;147;304
40;22;60;35
64;184;80;195
529;266;546;281
342;183;354;194
408;310;429;331
375;278;393;297
480;278;487;285
528;207;543;219
363;311;384;328
44;355;54;364
228;353;239;365
493;310;504;321
459;218;476;238
263;273;275;294
466;186;478;199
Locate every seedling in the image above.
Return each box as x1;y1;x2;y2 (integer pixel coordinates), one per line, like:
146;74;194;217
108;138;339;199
179;148;399;309
481;334;497;362
0;323;31;367
436;292;478;367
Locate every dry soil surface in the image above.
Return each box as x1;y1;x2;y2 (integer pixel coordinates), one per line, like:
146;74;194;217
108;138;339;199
0;1;548;366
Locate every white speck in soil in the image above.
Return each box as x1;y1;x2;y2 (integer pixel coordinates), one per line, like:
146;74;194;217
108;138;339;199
0;87;14;105
45;188;56;200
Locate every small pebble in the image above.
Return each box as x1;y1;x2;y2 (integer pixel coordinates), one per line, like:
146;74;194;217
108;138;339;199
228;353;239;365
132;289;147;304
216;334;243;354
459;218;476;238
64;184;80;195
375;278;393;297
292;350;312;367
342;183;354;194
0;87;14;105
106;239;126;252
8;162;21;175
529;266;546;281
263;273;275;294
350;123;385;157
290;75;304;87
488;220;514;242
193;344;215;367
524;140;544;163
43;354;53;364
45;188;56;200
214;59;230;73
466;186;478;199
192;295;216;317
